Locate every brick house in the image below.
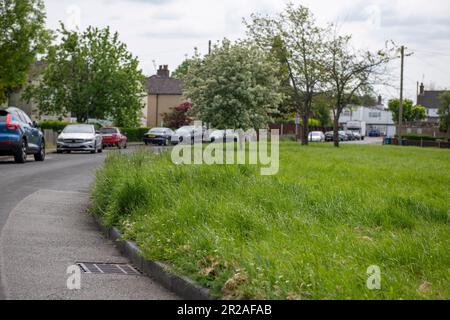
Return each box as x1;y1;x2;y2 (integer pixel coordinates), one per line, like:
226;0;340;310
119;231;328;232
146;65;184;128
417;83;448;124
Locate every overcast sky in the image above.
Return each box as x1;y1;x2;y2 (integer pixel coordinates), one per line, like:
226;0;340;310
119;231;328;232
43;0;450;104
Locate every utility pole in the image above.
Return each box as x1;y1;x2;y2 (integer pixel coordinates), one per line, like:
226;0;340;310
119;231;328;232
208;40;212;55
398;45;404;141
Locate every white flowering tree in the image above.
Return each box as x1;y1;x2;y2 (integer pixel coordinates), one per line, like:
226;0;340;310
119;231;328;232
182;39;283;137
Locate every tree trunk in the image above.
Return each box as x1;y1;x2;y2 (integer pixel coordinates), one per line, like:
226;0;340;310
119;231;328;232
333;116;340;148
302;114;309;146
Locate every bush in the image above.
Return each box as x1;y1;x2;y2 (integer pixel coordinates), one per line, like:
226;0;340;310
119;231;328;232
398;134;450;142
38;120;74;132
121;127;151;142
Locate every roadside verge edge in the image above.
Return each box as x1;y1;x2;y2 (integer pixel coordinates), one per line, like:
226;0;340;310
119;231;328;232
92;214;216;300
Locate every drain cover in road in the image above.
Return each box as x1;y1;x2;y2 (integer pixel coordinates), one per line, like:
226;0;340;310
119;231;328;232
76;262;142;276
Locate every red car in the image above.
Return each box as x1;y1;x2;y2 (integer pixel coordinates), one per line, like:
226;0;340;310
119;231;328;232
99;127;127;149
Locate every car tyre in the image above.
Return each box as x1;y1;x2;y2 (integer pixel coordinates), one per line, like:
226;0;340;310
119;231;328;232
34;140;46;162
14;139;27;164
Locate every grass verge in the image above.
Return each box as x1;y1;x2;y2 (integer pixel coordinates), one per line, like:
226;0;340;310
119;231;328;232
91;142;450;299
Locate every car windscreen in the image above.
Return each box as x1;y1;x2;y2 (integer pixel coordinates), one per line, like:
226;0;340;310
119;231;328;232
176;127;193;134
100;128;117;134
63;125;94;134
150;128;167;134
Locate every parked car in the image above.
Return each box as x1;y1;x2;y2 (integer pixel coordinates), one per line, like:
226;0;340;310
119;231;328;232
144;128;174;146
324;131;334;142
339;131;349;141
0;107;46;163
368;129;382;137
207;129;239;143
345;131;358;141
325;131;348;142
308;131;325;142
171;126;204;145
352;131;362;140
57;124;103;154
99;127;127;149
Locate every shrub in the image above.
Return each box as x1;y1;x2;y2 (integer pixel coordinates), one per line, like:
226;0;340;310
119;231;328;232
38;120;74;132
398;134;450;142
121;127;151;142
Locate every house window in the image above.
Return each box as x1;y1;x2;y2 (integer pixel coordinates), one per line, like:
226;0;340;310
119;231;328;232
343;111;351;117
369;112;381;118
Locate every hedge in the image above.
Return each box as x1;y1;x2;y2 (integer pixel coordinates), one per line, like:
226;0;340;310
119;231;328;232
120;127;151;142
398;134;450;142
38;120;74;132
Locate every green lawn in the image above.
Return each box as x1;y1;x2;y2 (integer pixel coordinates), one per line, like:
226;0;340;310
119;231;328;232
91;142;450;300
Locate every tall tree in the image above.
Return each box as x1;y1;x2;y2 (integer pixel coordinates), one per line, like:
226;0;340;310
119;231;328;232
324;32;393;147
438;92;450;134
388;98;426;126
182;39;282;132
25;25;145;127
245;3;326;145
0;0;50;104
171;58;194;80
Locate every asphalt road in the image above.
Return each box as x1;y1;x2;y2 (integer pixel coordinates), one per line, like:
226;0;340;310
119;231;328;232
0;147;176;300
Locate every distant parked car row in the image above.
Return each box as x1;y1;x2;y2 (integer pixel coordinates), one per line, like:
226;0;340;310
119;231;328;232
57;125;128;154
321;130;365;143
143;126;247;146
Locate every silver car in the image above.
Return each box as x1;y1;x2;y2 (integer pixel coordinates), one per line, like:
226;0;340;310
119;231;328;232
57;124;103;154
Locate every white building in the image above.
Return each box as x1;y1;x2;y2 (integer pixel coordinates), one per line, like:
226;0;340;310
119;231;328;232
337;105;396;137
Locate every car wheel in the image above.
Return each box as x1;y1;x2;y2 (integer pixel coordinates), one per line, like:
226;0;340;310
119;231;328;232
98;145;103;153
14;139;27;164
57;150;63;154
91;143;96;154
124;142;127;149
34;140;46;162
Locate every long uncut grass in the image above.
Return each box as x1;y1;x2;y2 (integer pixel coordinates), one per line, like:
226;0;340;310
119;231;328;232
91;143;450;299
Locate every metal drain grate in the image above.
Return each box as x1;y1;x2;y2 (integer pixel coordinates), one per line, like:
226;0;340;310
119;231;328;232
76;262;142;276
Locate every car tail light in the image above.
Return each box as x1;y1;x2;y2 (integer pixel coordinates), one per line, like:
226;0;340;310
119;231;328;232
6;114;20;130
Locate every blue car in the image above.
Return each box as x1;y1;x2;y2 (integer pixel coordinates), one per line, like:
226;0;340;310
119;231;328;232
0;107;45;163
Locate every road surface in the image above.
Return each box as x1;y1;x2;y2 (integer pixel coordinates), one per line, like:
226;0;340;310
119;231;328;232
0;148;177;300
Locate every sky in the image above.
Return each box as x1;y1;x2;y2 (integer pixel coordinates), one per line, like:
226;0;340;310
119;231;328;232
43;0;450;104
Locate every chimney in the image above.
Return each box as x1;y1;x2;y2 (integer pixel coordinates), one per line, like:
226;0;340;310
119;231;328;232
420;83;425;95
377;95;382;105
157;65;170;78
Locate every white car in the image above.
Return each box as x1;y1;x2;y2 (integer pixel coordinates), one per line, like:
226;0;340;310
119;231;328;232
57;124;103;154
170;126;204;145
308;131;325;143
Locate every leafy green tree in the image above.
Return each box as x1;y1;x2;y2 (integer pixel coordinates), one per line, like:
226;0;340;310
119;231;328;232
171;58;193;80
183;39;282;131
269;36;296;121
246;3;326;145
311;94;332;127
25;25;145;127
438;92;450;133
324;32;394;147
388;99;427;125
0;0;50;104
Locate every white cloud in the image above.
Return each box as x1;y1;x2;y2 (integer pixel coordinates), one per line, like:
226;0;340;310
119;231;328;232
43;0;450;102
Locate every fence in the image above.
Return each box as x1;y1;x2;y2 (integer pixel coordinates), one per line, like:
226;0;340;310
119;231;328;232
268;123;333;137
43;129;58;146
385;138;450;149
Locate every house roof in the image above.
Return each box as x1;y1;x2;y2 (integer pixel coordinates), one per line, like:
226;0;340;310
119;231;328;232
147;75;182;95
417;90;448;109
